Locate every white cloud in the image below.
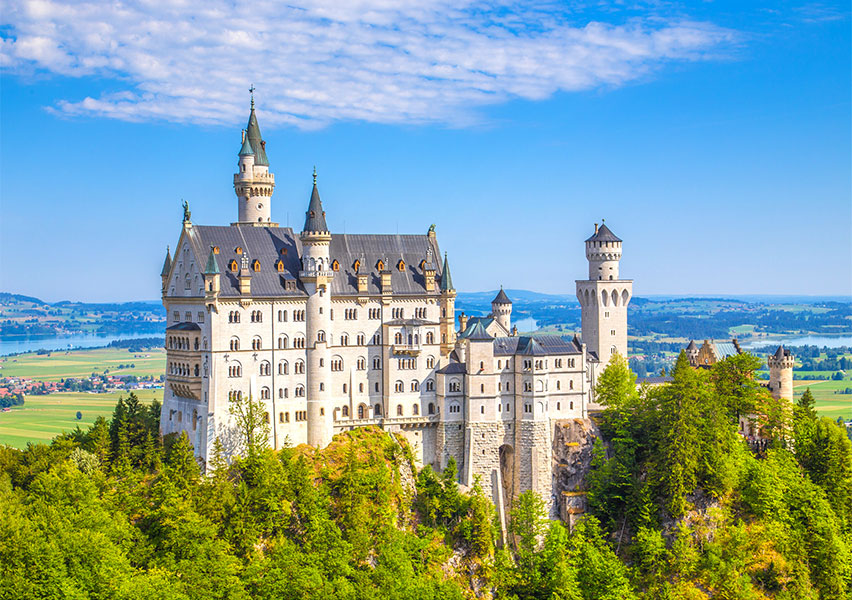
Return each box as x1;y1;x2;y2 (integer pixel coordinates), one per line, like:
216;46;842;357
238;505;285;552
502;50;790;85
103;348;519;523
1;0;735;127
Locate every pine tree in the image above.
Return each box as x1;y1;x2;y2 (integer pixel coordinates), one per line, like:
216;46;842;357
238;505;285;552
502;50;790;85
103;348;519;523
655;352;702;516
86;416;111;466
165;431;199;488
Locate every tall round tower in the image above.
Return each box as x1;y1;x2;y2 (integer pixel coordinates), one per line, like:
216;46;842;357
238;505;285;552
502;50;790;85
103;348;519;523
233;93;276;226
491;287;512;333
576;221;632;374
768;346;794;401
300;170;334;448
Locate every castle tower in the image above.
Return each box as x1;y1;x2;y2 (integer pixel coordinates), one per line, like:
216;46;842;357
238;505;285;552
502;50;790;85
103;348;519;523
576;222;632;370
233;93;276;226
686;340;699;367
768;346;794;401
300;170;334;447
439;252;457;357
491;287;512;333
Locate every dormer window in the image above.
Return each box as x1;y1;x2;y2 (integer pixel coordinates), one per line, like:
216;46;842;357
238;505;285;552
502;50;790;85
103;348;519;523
213;246;220;254
397;260;405;272
419;259;426;270
280;247;288;255
252;259;260;272
377;260;385;271
235;246;243;255
331;259;339;272
276;260;284;272
229;260;238;272
353;260;360;273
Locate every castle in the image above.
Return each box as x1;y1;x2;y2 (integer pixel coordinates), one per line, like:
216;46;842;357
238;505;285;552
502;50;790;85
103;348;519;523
159;98;789;519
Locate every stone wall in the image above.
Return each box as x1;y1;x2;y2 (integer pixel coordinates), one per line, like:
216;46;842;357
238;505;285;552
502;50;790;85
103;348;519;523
552;418;600;524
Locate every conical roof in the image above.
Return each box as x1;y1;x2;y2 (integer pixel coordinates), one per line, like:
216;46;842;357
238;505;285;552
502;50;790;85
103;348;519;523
686;340;697;351
492;287;511;305
585;222;622;243
204;247;220;275
245;106;269;166
440;253;454;291
160;247;172;277
302;179;329;233
521;337;547;356
773;345;787;359
239;132;254;157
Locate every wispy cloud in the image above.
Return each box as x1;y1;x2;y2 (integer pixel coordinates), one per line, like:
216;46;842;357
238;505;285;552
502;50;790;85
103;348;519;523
1;1;736;127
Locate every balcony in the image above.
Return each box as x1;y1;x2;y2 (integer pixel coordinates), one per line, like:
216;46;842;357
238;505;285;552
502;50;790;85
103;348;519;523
167;373;202;400
392;343;421;356
298;269;334;279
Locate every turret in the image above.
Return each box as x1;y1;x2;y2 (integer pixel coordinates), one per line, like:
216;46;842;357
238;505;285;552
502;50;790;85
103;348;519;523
237;254;252;295
203;246;220;299
300;170;333;448
685;340;699;367
491;287;512;333
160;246;172;295
233;92;276;226
768;346;794;401
439;252;457;357
585;221;622;280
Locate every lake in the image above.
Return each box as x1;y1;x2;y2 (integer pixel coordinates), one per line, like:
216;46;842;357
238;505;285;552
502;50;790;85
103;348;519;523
740;335;852;350
514;317;539;332
0;332;161;356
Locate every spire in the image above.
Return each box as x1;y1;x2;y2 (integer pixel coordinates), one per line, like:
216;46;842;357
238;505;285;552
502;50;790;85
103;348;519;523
440;252;454;291
204;246;220;275
492;286;511;305
302;171;329;233
245;92;269;166
239;130;254;156
773;345;787;360
160;246;171;277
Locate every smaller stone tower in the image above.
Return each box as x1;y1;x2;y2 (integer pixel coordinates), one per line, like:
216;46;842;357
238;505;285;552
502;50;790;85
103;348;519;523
685;340;699;367
439;253;457;357
233;93;276;226
491;287;512;332
576;221;632;370
160;246;172;296
768;346;794;401
300;170;334;448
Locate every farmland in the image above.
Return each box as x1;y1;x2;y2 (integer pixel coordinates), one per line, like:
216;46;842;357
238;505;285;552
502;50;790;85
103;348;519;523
0;346;165;381
0;389;162;448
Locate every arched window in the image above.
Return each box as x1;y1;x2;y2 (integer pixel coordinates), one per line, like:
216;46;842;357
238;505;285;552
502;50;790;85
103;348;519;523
295;360;305;374
279;361;289;375
357;357;366;370
340;334;349;346
229;337;240;351
413;404;419;415
261;387;270;400
295;385;305;397
317;330;326;343
260;361;271;376
394;332;403;344
278;335;288;349
426;379;434;391
358;405;365;419
252;336;262;350
426;332;434;344
428;402;435;414
395;381;404;393
374;404;382;416
397;405;403;416
342;406;349;417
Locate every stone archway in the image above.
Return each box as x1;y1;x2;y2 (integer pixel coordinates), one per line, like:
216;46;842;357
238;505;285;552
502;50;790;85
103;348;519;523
499;444;515;507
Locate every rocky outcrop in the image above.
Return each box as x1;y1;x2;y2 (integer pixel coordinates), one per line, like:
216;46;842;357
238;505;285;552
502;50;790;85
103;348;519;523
551;418;601;523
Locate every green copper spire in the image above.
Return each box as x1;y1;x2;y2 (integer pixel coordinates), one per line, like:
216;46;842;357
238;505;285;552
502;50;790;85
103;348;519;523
204;246;220;275
160;246;172;277
440;252;454;291
245;90;269;167
239;130;254;156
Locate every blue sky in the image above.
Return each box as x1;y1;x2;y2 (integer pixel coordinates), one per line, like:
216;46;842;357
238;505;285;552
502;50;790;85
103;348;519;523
1;0;850;302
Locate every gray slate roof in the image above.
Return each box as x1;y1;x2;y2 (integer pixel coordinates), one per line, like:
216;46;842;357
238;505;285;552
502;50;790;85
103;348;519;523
186;225;304;297
493;335;581;357
328;234;443;296
712;342;740;360
492;288;511;305
458;317;494;339
437;361;467;375
586;222;622;243
466;320;493;341
167;322;201;331
185;225;445;299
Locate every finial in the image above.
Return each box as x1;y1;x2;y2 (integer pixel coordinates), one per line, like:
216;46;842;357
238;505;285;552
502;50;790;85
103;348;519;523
602;218;605;223
313;166;317;185
249;84;255;109
182;199;191;223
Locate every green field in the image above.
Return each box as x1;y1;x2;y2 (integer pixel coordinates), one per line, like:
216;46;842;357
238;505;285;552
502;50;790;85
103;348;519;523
0;389;162;449
793;380;852;421
0;347;165;381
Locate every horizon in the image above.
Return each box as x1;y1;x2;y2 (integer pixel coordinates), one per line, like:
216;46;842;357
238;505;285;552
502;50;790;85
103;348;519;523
1;1;850;301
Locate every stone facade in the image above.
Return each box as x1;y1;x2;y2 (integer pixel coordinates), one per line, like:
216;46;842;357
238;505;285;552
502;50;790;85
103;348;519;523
159;100;631;522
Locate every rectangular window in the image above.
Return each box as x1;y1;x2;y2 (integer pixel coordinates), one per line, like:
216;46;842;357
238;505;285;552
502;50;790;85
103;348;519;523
197;311;204;323
173;311;179;322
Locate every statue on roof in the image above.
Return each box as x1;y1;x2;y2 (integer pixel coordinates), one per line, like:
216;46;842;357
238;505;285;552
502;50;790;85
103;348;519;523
182;200;191;223
428;224;436;233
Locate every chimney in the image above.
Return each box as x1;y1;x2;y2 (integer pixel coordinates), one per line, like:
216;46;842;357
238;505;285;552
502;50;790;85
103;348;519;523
458;311;468;333
594;223;599;235
358;273;368;294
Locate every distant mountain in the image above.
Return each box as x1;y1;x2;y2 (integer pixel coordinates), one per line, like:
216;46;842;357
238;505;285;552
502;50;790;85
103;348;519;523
457;289;578;305
0;292;49;306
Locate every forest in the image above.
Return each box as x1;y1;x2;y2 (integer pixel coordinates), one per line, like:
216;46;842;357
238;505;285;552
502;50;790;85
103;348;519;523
1;352;850;599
